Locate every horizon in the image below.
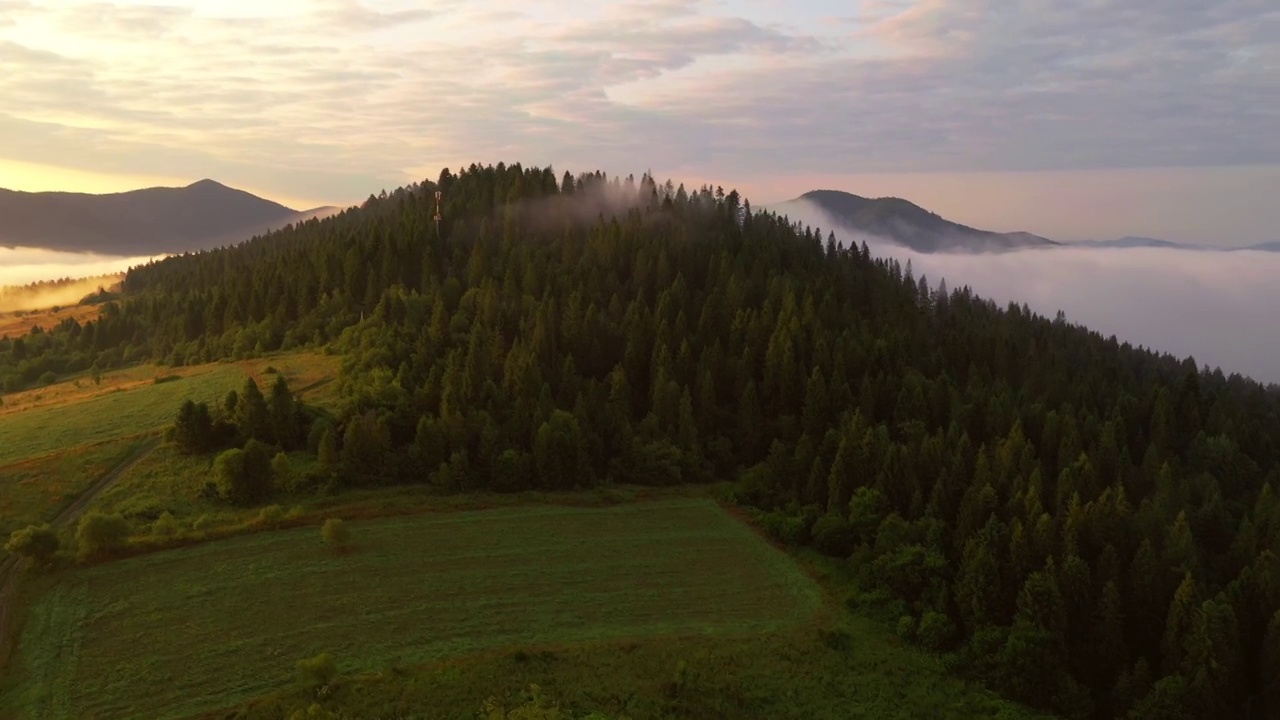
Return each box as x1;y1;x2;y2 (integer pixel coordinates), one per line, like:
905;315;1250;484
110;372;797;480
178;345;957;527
1;1;1276;246
4;171;1277;248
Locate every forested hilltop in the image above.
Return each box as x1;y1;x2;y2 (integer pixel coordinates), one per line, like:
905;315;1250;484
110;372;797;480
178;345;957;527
3;163;1280;718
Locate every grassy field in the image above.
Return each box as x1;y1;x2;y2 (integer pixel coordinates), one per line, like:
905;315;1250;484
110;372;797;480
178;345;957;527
236;616;1050;720
0;304;104;340
0;438;145;548
0;364;161;417
0;366;246;466
87;442;221;523
4;499;829;720
0;351;340;468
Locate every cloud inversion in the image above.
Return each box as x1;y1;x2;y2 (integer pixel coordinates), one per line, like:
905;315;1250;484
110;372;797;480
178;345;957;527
786;199;1280;386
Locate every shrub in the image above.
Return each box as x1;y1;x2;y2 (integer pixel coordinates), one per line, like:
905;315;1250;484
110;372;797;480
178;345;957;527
192;514;214;531
272;452;293;491
296;652;337;689
257;504;285;528
152;511;181;537
811;514;855;557
215;441;274;506
76;511;130;560
5;524;60;564
917;610;957;652
896;615;918;642
759;510;809;545
38;371;58;386
321;518;350;550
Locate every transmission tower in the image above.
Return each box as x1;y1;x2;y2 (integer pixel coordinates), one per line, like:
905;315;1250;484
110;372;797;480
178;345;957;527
434;190;442;236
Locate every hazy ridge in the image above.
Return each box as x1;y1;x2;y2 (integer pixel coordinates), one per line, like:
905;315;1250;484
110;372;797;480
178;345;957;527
0;179;341;256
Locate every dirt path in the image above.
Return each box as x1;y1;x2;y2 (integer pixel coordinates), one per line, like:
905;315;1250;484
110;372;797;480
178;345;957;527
0;436;160;668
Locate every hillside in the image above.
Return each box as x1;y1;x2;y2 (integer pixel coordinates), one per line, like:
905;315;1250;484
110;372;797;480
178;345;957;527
775;189;1058;253
0;179;341;255
1;164;1279;719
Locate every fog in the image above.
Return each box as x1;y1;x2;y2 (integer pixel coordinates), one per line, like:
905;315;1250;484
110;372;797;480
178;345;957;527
0;247;158;311
784;201;1280;386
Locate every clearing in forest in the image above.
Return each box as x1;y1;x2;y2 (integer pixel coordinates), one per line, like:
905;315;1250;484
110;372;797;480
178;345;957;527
6;498;823;720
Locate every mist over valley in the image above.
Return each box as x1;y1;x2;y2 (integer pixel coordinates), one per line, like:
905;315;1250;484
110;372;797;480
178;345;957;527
781;198;1280;386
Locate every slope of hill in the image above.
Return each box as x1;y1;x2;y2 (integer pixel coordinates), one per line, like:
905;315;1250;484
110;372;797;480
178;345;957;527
1;164;1279;720
0;180;341;255
774;189;1057;253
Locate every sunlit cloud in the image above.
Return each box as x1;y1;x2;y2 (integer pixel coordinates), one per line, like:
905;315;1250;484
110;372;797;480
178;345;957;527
0;247;159;288
0;0;1276;241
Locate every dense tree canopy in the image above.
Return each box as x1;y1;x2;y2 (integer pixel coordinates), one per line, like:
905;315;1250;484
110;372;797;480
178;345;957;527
6;162;1280;718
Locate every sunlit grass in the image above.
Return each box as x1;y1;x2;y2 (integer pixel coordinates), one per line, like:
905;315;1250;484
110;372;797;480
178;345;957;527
0;438;144;552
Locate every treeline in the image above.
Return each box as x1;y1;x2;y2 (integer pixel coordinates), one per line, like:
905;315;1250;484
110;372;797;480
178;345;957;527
169;373;330;503
3;162;1280;718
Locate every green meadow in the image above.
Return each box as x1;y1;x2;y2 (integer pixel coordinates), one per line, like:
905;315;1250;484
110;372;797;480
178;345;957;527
7;499;828;719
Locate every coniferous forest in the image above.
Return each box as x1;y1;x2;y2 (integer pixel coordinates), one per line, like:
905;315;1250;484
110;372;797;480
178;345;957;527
2;163;1280;719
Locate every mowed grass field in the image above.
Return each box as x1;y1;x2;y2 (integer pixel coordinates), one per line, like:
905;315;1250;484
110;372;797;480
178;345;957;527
0;365;245;467
0;304;104;339
0;438;144;547
6;499;824;720
0;351;341;468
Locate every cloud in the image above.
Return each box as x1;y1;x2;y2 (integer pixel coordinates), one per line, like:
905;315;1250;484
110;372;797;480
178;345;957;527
0;0;1275;230
0;247;157;289
784;198;1280;386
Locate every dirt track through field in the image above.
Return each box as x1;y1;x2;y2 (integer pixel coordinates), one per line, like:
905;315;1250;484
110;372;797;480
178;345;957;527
0;437;160;668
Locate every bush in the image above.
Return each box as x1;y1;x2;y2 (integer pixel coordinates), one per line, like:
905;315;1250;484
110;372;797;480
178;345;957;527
272;452;293;491
152;511;181;537
296;652;337;689
321;518;350;550
215;441;274;506
76;511;130;560
759;509;811;545
257;504;285;528
811;514;855;557
38;371;58;386
917;610;957;652
896;615;918;642
5;524;60;564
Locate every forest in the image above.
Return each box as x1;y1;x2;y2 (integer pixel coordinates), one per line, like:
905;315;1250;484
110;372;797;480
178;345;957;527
2;162;1279;719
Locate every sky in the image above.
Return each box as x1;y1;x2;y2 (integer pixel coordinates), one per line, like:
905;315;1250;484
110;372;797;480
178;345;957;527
0;0;1277;244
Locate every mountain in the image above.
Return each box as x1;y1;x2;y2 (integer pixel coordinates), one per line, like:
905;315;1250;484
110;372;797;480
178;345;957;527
773;189;1057;253
1237;241;1280;252
1074;236;1203;250
0;179;341;255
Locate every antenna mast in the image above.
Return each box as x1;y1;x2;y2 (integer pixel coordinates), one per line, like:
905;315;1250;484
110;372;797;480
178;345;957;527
434;190;442;236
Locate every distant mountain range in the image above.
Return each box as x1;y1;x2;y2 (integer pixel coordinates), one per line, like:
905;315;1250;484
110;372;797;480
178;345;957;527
0;180;341;255
1240;241;1280;252
1072;236;1204;250
1070;237;1280;252
771;190;1279;254
772;189;1059;253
